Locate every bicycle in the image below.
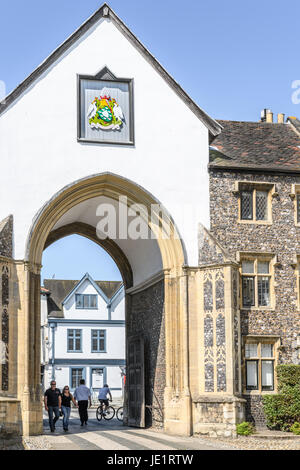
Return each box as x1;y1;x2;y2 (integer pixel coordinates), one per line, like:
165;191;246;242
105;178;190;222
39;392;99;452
96;400;115;421
116;406;123;421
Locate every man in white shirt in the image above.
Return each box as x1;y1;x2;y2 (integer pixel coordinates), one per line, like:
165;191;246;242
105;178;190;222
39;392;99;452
74;379;92;426
98;383;112;414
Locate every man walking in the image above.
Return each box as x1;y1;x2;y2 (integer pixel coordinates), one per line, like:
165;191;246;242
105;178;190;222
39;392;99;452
44;380;62;432
74;379;92;426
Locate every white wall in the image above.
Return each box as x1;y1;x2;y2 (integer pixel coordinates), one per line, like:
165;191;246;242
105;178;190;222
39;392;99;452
52;323;125;360
63;278;109;320
0;16;210;272
110;289;125;321
44;365;123;398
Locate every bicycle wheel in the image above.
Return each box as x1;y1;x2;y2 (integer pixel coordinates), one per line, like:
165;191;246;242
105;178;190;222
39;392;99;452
116;407;123;421
96;406;103;421
103;406;115;420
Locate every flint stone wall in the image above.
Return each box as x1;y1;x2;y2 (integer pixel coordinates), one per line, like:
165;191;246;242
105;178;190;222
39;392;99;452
127;280;165;428
209;169;300;424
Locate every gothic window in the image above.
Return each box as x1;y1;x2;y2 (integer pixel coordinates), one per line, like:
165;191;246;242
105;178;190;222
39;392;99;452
240;189;268;221
241;191;253;220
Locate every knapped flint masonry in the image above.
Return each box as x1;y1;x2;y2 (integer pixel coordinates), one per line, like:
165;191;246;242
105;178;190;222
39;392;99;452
0;1;299;438
208;114;300;425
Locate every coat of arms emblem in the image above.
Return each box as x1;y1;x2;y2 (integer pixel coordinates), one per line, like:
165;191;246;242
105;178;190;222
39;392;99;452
87;95;125;131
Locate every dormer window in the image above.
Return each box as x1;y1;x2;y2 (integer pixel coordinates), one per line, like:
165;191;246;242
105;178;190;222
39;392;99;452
75;294;97;309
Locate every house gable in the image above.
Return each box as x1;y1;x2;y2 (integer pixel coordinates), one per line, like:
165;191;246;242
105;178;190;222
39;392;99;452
0;3;221;138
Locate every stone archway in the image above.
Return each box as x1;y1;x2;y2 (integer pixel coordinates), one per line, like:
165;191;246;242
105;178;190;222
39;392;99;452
19;172;192;436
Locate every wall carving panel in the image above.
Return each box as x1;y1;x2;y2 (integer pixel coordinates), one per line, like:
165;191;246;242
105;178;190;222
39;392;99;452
202;268;227;393
1;265;9;391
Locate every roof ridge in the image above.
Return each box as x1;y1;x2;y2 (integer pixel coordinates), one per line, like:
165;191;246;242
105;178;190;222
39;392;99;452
0;3;221;137
217;119;287;125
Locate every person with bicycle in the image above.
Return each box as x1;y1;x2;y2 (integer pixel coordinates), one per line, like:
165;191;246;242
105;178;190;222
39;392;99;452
98;383;112;415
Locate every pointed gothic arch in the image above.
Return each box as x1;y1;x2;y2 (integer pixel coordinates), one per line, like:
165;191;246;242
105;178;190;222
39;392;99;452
21;172;192;436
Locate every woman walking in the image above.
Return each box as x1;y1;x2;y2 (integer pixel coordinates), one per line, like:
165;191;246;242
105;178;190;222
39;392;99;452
61;385;77;431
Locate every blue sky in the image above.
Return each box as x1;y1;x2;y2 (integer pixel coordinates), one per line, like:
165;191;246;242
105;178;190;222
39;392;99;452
1;0;299;281
42;235;122;282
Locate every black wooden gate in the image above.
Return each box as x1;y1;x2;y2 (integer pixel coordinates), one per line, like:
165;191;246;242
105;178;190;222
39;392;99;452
127;335;145;427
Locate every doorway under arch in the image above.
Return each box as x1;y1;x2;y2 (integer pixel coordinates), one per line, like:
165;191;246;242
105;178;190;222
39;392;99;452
21;172;192;436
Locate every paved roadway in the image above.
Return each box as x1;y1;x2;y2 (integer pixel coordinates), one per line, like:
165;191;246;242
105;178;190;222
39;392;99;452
43;410;233;451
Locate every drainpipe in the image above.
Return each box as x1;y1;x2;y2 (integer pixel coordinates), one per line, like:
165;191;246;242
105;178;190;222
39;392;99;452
107;304;111;321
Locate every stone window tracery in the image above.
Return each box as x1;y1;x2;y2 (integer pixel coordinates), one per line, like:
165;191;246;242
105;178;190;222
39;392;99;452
243;338;279;393
241;258;273;309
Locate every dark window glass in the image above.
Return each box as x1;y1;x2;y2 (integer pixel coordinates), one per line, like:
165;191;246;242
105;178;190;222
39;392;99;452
241;191;253;220
72;368;83;388
68;329;81;351
256;190;268;220
75;294;83;308
242;276;255;307
76;294;97;309
258;277;270;306
91;330;106;352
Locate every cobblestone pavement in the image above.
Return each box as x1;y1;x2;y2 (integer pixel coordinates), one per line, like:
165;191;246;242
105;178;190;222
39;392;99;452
21;410;300;451
199;434;300;451
28;410;233;451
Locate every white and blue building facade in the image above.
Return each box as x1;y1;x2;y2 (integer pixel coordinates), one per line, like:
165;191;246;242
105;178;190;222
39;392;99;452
41;273;125;400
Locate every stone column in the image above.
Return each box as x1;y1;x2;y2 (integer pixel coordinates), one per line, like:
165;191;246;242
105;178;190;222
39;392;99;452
189;263;245;437
164;267;192;436
19;263;43;436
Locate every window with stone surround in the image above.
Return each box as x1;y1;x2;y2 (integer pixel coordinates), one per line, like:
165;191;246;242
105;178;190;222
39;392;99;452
290;184;300;226
243;337;279;393
241;189;268;221
234;181;275;224
240;257;274;309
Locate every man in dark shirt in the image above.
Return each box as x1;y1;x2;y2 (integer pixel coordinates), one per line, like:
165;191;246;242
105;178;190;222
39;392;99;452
44;380;62;432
